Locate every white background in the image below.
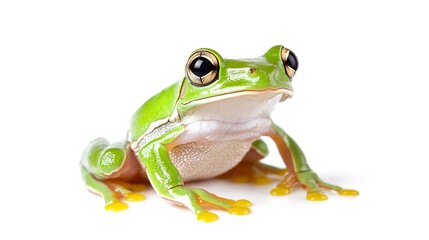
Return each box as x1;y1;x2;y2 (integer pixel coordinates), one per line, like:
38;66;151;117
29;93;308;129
1;0;428;239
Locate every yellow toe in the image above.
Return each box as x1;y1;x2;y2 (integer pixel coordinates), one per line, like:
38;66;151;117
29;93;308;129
227;207;251;215
306;192;328;201
253;176;271;185
124;193;145;201
233;199;252;207
337;189;359;196
105;201;128;211
129;184;147;192
232;175;250;183
270;187;291;196
197;212;219;222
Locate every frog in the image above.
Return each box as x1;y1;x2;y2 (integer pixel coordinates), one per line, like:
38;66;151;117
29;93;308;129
80;45;359;222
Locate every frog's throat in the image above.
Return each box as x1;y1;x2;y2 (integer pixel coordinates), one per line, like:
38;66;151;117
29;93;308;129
180;88;293;106
130;88;293;151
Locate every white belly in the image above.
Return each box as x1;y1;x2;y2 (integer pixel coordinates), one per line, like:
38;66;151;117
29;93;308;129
169;117;271;182
169;140;253;182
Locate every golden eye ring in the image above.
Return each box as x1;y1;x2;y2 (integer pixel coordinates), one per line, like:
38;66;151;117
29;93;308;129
186;51;219;86
281;47;299;79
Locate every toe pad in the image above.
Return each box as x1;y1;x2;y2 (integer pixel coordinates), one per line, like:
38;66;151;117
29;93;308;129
124;193;145;201
227;207;251;215
233;199;252;207
270;187;291;196
105;201;128;211
306;192;328;201
197;212;219;222
337;189;359;196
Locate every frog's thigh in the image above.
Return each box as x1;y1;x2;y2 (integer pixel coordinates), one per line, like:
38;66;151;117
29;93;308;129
219;139;286;184
81;138;145;211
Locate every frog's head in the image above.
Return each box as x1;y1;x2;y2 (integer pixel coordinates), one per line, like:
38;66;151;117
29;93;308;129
176;45;299;122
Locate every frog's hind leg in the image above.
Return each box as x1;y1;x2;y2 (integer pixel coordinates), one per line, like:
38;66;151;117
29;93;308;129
80;138;146;211
219;139;286;185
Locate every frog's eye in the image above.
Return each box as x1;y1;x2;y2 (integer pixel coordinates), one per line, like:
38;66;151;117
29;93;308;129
186;51;219;86
281;47;299;79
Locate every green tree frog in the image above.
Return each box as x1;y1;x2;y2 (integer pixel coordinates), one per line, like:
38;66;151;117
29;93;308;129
80;45;358;222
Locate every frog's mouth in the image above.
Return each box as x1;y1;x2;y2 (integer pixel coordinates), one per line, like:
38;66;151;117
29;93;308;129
181;88;293;106
132;88;292;151
180;88;293;124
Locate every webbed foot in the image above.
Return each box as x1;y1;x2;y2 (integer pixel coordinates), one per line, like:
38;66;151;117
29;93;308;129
102;181;146;211
169;187;252;222
271;170;359;200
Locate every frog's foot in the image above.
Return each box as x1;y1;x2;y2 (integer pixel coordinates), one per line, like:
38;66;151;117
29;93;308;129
102;181;146;211
219;161;287;185
85;178;146;212
168;186;252;222
81;138;147;211
270;170;359;201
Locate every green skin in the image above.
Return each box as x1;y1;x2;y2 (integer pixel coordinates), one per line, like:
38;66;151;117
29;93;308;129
81;45;356;218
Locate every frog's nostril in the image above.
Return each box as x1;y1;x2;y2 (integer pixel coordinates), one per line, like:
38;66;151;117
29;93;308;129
249;67;256;74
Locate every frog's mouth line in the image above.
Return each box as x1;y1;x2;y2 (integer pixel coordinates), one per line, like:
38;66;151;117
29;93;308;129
180;88;293;106
131;88;293;150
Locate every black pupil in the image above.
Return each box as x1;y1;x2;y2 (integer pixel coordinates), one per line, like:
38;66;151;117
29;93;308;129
190;57;214;77
286;50;299;71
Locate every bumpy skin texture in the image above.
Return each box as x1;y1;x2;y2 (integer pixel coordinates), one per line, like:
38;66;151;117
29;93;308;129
80;45;358;222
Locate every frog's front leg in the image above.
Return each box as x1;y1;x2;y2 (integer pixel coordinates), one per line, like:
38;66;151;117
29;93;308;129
268;123;359;200
137;127;251;222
